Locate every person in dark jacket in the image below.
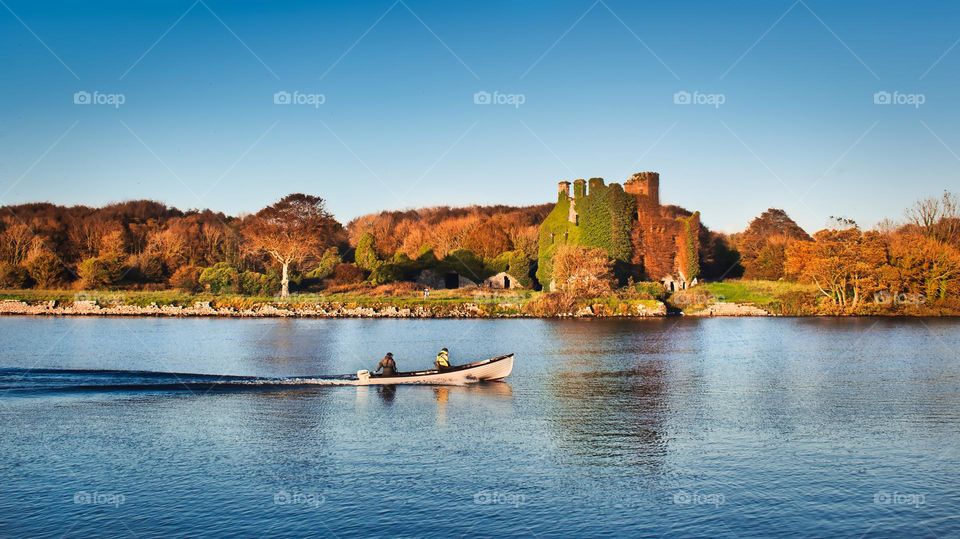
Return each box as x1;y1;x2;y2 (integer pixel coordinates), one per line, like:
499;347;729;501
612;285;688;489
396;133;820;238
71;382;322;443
374;352;397;376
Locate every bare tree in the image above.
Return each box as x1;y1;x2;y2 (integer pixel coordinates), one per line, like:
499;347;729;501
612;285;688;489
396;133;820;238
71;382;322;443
906;191;960;245
243;194;343;297
0;221;34;265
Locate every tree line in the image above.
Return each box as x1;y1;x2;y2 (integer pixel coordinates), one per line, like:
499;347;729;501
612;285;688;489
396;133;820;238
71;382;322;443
0;196;552;296
728;193;960;310
1;191;958;308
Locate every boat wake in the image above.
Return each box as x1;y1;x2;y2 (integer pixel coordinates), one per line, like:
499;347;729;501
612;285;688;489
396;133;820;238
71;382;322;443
0;367;358;396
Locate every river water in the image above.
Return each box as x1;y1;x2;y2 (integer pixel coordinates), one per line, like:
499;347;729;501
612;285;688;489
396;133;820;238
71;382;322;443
0;316;958;538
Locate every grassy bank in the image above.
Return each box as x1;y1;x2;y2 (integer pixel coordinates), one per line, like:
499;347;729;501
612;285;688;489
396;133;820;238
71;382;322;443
3;282;957;317
701;280;818;307
0;288;535;308
695;280;960;316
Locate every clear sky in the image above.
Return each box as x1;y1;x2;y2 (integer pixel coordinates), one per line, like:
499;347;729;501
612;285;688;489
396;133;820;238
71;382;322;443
1;0;959;232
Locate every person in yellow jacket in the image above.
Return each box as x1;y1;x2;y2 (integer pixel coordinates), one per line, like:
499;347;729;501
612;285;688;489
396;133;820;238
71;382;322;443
435;348;450;371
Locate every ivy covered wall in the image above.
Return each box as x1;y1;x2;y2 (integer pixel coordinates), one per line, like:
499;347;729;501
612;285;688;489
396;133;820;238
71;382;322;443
578;181;635;264
536;194;580;285
536;180;636;286
537;174;703;289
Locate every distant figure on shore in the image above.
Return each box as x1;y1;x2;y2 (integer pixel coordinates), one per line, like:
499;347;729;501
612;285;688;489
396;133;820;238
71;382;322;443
435;348;450;371
374;353;397;376
423;287;430;299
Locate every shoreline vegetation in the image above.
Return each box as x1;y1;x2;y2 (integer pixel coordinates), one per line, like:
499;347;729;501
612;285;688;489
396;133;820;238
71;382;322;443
2;185;959;319
2;279;957;318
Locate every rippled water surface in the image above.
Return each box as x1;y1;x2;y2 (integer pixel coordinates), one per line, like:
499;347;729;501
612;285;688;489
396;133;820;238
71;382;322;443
1;316;958;538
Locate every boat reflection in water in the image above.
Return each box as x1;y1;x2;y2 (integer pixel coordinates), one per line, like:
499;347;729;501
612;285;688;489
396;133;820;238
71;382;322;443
434;382;512;425
377;385;397;404
364;381;515;425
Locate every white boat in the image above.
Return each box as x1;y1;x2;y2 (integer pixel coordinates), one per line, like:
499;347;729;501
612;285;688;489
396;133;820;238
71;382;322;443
355;354;514;386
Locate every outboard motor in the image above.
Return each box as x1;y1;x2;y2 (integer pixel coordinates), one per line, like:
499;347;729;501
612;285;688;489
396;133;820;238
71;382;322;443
356;369;371;384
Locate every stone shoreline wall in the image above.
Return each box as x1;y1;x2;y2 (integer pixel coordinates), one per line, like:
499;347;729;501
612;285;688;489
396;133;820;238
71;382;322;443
685;302;772;317
0;299;672;319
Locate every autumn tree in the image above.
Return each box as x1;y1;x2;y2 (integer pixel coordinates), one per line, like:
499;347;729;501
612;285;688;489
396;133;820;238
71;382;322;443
785;227;888;308
906;191;960;247
0;221;34;265
462;220;512;259
735;208;810;279
25;238;63;288
77;229;128;289
242;194;343;297
347;203;552;260
551;245;614;297
886;231;960;300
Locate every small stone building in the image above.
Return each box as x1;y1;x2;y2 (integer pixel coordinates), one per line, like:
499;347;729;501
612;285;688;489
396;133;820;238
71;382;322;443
482;272;525;289
661;275;697;292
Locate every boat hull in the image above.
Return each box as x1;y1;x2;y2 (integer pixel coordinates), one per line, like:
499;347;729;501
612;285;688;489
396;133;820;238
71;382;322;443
356;354;513;386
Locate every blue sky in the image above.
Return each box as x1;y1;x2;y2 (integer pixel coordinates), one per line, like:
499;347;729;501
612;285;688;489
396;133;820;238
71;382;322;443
1;0;959;232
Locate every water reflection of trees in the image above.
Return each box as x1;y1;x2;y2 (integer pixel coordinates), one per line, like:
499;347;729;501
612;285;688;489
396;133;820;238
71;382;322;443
549;362;669;469
545;321;673;477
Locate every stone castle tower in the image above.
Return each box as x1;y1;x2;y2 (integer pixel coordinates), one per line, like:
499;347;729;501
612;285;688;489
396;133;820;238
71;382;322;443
624;172;660;206
539;171;700;290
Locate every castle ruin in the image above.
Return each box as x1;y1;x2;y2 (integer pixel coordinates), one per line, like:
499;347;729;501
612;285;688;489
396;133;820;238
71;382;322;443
538;171;701;291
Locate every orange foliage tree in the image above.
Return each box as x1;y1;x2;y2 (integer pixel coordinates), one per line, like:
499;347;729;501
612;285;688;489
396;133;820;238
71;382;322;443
242;194;343;297
551;245;614;297
785;227;887;307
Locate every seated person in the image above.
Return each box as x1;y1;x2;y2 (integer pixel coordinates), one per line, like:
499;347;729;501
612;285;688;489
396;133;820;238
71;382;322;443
435;348;450;371
374;352;397;376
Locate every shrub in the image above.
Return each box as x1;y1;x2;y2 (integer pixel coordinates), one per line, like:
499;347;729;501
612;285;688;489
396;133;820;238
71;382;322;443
354;232;380;271
25;243;63;288
0;262;30;288
198;262;239;294
329;263;365;286
169;265;202;292
324;282;371;294
440;249;491;283
78;255;125;289
415;247;438;267
670;287;714;310
621;281;667;301
523;292;578;317
240;270;280;295
306;247;341;280
368;263;403;285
